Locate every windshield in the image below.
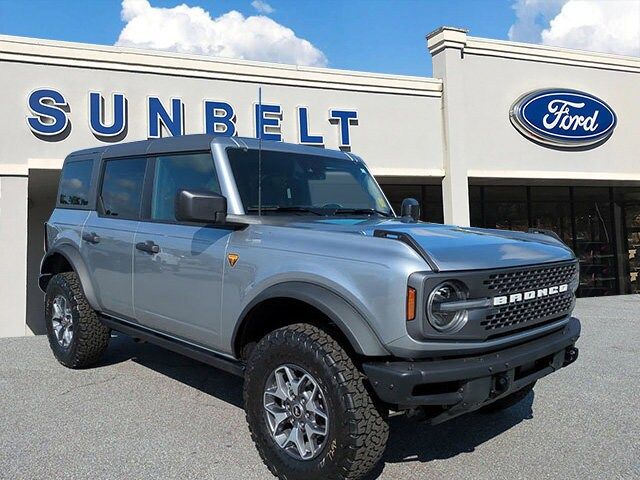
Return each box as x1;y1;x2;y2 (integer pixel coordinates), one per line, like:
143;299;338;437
227;148;393;216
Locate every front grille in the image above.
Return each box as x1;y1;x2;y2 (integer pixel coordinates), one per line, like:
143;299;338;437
481;261;577;332
482;293;574;331
483;262;577;295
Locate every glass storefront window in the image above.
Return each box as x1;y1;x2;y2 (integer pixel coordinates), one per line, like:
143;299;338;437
614;188;640;294
530;187;572;245
572;187;617;297
482;186;529;232
468;184;640;297
378;183;443;223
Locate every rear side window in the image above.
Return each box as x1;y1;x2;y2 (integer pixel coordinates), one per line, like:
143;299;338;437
100;158;147;219
58;160;93;207
151;152;221;221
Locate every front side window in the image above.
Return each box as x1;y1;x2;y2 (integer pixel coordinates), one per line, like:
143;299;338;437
151;152;221;221
59;160;93;206
100;158;147;219
227;149;392;216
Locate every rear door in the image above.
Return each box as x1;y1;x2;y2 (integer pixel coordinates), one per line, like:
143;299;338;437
82;157;148;319
133;151;232;350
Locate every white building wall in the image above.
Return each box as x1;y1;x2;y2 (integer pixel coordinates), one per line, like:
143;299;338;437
428;28;640;226
0;176;28;337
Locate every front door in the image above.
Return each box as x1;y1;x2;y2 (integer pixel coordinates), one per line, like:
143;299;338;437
133;151;231;350
82;157;147;319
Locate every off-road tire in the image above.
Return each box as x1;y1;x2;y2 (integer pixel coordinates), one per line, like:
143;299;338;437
481;381;536;413
45;272;110;368
243;323;389;480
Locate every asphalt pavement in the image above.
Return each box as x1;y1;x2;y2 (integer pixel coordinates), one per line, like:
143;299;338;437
1;296;638;479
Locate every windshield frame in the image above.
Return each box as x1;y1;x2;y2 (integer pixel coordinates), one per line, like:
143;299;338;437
223;146;396;218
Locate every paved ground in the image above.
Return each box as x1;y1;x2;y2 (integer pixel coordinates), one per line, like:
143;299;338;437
1;296;639;480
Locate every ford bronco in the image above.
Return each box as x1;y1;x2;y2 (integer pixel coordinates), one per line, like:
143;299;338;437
41;135;580;479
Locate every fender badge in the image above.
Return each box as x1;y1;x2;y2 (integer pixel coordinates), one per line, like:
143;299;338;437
227;253;239;267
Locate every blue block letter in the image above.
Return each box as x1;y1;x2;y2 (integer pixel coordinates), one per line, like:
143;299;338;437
148;97;184;138
255;103;282;141
27;89;69;136
204;101;236;136
89;92;127;138
329;109;358;147
298;107;324;145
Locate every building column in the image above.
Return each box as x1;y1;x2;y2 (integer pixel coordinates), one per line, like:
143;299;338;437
0;174;29;337
427;27;471;227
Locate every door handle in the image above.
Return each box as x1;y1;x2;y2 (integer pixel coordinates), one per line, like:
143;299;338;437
136;240;160;254
82;232;101;244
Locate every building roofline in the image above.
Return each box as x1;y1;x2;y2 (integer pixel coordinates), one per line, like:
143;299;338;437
0;34;442;97
427;26;640;74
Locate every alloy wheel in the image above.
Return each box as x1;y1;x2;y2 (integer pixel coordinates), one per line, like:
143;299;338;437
51;294;74;348
263;364;329;460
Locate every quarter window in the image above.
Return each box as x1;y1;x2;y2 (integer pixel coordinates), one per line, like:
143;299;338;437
58;160;93;206
151;152;221;221
100;158;147;219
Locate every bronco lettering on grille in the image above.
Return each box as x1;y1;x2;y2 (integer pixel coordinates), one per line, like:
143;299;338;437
493;283;569;306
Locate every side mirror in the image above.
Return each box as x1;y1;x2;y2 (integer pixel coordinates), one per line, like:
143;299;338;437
175;190;227;224
400;197;421;223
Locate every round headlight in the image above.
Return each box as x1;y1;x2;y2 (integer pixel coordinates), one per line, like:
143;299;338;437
427;281;469;333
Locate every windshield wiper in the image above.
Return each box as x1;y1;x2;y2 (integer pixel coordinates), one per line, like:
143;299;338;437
333;208;393;217
246;206;325;216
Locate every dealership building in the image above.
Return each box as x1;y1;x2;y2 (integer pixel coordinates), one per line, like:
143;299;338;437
0;27;638;337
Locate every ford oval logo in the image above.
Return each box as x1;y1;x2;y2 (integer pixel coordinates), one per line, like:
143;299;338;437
510;89;617;148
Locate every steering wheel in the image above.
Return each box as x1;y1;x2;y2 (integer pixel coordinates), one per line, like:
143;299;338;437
321;203;343;209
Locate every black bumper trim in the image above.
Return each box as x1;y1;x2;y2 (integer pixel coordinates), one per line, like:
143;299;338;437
363;317;580;421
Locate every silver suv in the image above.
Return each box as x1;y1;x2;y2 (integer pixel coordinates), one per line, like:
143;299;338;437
41;135;580;480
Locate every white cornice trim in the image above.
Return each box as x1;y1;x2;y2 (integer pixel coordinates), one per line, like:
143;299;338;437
370;167;445;177
467;169;640;182
0;34;443;97
426;27;468;56
465;36;640;74
28;158;64;170
427;26;640;74
0;164;29;176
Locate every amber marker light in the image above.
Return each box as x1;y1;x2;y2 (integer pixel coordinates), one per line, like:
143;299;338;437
406;287;417;321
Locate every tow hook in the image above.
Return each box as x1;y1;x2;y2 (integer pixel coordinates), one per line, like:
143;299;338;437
492;374;510;396
564;346;579;366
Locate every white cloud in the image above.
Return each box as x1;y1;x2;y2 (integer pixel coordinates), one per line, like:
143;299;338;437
115;0;327;66
508;0;566;44
509;0;640;57
541;1;640;56
251;0;274;14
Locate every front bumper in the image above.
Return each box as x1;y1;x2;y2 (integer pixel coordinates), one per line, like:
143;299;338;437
363;317;580;424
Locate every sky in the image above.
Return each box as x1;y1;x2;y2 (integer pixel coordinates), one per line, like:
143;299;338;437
0;0;638;77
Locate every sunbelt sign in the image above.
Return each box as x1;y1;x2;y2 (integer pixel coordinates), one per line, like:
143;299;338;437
26;88;359;147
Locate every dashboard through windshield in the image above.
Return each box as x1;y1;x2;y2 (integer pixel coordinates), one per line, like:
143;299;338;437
227;148;393;217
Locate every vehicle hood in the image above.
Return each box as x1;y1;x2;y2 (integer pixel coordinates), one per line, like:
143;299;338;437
266;217;575;271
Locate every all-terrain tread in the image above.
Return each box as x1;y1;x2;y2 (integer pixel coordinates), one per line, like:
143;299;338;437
244;323;389;480
46;272;110;368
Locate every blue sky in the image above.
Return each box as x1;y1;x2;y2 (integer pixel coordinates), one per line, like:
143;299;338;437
0;1;637;77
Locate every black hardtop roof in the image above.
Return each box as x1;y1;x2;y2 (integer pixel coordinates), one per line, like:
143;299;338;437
65;135;354;162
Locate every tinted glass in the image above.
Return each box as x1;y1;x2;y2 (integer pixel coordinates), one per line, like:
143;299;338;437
469;186;483;227
151;152;221;221
470;184;624;297
100;158;147;219
530;186;572;245
59;160;93;206
572;187;616;297
482;186;529;232
228;149;392;216
379;184;444;223
422;185;444;224
380;185;421;217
